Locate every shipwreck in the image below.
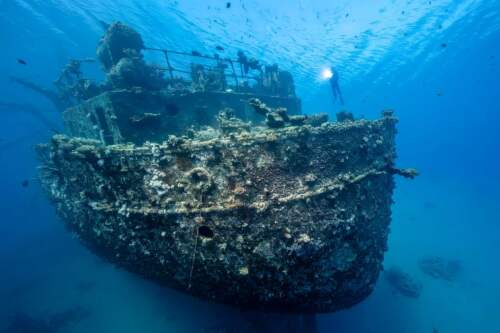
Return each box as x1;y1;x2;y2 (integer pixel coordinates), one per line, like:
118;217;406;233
36;22;415;313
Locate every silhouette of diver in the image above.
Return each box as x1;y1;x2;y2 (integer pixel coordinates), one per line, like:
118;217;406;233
329;67;344;105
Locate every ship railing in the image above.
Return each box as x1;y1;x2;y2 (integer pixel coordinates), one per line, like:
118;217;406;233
144;47;261;90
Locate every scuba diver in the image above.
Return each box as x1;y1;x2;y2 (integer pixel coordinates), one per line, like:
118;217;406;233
329;67;344;106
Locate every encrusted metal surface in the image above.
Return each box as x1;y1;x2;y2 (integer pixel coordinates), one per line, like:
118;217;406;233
63;89;301;145
37;116;398;312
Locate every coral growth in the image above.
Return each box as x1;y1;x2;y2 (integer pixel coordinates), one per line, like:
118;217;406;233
37;113;405;312
96;22;145;71
249;98;328;128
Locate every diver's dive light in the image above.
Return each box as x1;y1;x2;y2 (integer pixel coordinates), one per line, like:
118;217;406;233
321;68;333;80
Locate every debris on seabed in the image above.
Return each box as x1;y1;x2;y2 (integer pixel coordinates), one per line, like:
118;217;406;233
384;265;422;298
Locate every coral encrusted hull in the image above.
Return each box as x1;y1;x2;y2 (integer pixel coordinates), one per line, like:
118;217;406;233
37;115;397;313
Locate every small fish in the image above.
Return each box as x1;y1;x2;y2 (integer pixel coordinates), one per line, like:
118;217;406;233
436;89;444;96
21;179;29;187
441;43;447;48
191;50;202;57
17;58;27;65
216;45;224;51
226;2;231;9
401;10;406;15
345;13;349;18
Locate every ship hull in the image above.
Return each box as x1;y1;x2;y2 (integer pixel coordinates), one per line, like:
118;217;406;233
37;117;397;312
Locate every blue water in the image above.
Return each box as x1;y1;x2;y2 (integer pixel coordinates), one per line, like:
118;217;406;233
1;0;499;332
